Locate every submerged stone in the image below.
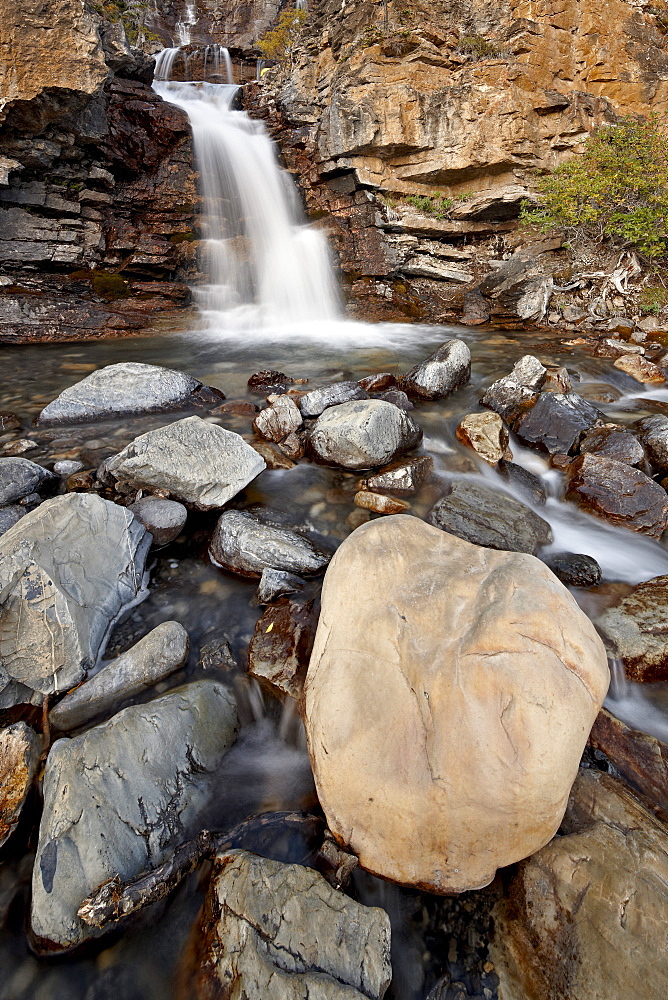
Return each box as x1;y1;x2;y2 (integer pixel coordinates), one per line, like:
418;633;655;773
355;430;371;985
565;453;668;537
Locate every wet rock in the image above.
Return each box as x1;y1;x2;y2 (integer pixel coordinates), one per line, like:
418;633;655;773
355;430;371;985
257;568;305;604
127;497;187;546
49;621;190;731
53;459;83;477
489;769;668;1000
513;392;601;454
401;339;471;400
0;411;21;432
37;363;224;424
635;414;668;473
251;439;296;469
477;250;553;321
299;381;369;418
0;722;40;848
277;431;305;460
248;598;317;699
252;394;302;443
545;552;602;588
309;399;422;471
565;453;668;537
0;504;25;535
247;370;294;394
579;424;645;466
0;494;150;708
597;574;668;681
429;480;552;554
31;679;238;951
3;437;38;456
196;849;391;1000
614;354;666;383
358;373;397;392
0;457;56;505
365;455;432;494
105;416;266;510
542;366;572;393
378;388;413;411
461;287;491;326
353;491;409;514
497;459;547;505
198;634;236;673
456;412;511;465
481;355;546;422
589;709;668;811
211;400;259;416
209;509;330;579
305;516;608;893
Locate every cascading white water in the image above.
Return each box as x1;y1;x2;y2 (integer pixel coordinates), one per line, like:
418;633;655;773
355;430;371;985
153;50;339;331
176;0;197;44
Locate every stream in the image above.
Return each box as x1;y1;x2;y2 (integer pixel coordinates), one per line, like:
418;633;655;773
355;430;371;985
1;41;667;1000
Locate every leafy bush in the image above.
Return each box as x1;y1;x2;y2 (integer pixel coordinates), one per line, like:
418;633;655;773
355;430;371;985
521;117;668;259
457;34;502;59
258;9;308;65
405;193;454;218
638;284;668;314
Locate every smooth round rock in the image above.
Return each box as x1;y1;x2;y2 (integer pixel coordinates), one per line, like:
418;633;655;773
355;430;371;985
545;552;602;588
0;457;55;505
53;460;84;477
305;515;609;894
309;399;422;470
128;497;187;546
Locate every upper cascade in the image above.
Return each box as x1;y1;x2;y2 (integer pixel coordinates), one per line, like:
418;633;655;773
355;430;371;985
153;46;340;332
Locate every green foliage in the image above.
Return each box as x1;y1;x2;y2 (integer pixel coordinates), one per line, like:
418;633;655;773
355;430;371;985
92;272;129;300
258;9;308;65
638;284;668;314
405;193;454;218
521;117;668;259
457;34;502;59
359;26;384;48
89;1;151;45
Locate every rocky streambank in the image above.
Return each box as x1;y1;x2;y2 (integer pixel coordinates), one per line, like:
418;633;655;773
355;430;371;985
1;338;668;999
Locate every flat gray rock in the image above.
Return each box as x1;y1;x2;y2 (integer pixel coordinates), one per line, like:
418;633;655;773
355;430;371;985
32;679;238;951
127;497;187;546
49;621;190;731
37;362;222;424
299;381;369;418
0;457;55;505
429;479;553;554
402;340;471;400
257;568;306;603
309;399;423;470
105;416;266;510
210;510;330;578
200;849;391;999
0;505;25;536
0;494;151;708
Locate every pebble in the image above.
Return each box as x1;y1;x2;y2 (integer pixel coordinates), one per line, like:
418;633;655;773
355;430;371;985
53;459;84;476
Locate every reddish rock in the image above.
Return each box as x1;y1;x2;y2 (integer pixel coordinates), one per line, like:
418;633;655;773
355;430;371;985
565;453;668;537
358;373;398;392
589;708;668;810
353;491;409;514
614;354;666;383
248;598;318;700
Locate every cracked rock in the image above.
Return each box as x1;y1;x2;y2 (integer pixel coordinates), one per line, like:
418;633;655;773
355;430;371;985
489;769;668;1000
401;340;471;400
104;416;266;510
37;362;224;424
31;679;238;951
309;399;422;470
299;381;369;418
305;515;608;893
210;509;330;579
195;849;391;999
0;494;151;708
0;457;56;505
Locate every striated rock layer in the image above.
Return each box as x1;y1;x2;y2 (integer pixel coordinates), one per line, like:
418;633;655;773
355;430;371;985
304;515;609;893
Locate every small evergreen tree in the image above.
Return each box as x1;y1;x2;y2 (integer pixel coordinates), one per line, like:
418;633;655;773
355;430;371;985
521;117;668;259
258;9;308;67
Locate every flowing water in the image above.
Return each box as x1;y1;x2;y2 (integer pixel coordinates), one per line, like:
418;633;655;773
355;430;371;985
2;42;668;1000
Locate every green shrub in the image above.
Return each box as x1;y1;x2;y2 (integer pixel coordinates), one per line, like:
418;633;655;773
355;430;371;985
92;272;128;300
405;193;454;218
638;284;668;314
258;9;308;65
521;117;668;259
457;34;502;59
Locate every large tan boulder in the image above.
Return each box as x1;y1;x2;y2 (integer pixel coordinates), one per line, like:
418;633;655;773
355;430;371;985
489;769;668;1000
304;515;609;893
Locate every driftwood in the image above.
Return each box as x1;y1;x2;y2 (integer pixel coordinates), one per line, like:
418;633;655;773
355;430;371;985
78;811;325;930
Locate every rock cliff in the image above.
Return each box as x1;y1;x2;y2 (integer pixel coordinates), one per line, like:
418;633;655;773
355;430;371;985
0;1;197;343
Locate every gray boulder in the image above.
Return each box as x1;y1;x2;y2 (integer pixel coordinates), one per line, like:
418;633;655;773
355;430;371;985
402;340;471;400
429;480;553;554
513;392;601;455
31;679;238;951
198;849;391;999
0;457;55;505
105;416;266;510
127;497;187;546
49;621;190;731
299;381;369;418
309;399;423;470
481;355;546;422
0;505;25;536
37;362;223;424
257;568;306;604
210;510;330;579
0;494;151;708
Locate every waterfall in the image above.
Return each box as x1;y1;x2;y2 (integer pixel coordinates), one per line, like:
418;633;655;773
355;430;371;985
176;0;197;45
153;51;339;331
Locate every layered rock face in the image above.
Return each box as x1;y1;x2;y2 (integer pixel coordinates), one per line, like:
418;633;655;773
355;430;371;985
304;515;609;893
0;1;197;343
248;0;668;320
